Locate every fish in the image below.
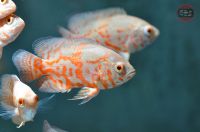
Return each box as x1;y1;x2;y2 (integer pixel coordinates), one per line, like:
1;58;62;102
43;120;67;132
59;7;160;60
0;0;16;19
12;37;136;104
0;14;25;58
0;74;54;128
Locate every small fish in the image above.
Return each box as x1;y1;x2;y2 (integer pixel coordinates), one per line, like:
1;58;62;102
0;0;16;19
43;120;67;132
0;74;53;128
12;37;136;104
59;8;160;60
0;14;25;58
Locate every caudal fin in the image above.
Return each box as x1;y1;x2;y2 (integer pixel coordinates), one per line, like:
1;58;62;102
12;49;44;82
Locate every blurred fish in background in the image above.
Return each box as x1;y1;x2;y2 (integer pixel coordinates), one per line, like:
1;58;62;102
43;120;67;132
59;8;160;60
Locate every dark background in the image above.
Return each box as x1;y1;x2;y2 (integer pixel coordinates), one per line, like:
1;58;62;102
0;0;200;132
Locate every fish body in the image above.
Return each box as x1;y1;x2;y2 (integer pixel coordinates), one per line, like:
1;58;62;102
59;8;160;60
0;74;38;128
12;37;135;104
0;0;16;19
0;14;25;58
43;120;67;132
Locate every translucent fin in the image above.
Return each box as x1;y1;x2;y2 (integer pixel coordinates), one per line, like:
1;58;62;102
32;37;66;59
68;7;126;32
43;120;67;132
32;36;99;59
69;87;99;105
12;49;44;82
12;115;23;126
38;94;55;113
0;47;3;59
16;121;25;128
0;103;16;120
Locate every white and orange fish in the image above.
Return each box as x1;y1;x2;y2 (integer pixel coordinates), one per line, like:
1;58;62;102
0;74;54;128
0;14;25;58
43;120;67;132
12;37;135;104
59;8;160;60
0;0;16;19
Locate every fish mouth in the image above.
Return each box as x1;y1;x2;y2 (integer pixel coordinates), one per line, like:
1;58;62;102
126;70;136;80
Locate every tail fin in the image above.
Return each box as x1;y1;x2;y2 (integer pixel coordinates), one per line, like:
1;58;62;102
12;49;44;82
0;75;19;120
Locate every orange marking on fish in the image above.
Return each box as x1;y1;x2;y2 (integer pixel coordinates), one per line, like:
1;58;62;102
107;69;115;87
117;28;124;33
98;64;108;89
104;40;121;52
69;68;73;77
87;53;108;64
62;66;71;90
2;32;10;39
118;77;123;81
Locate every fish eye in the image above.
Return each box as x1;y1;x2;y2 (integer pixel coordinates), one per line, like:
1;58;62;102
18;98;25;107
0;0;7;4
144;26;153;37
7;16;14;25
114;62;124;73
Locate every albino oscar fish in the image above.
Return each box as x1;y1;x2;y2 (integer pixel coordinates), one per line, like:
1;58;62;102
0;14;25;58
59;7;160;60
43;120;67;132
12;37;136;104
0;74;54;128
0;0;16;19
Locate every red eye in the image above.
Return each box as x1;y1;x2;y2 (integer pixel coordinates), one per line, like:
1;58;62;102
147;28;152;34
115;62;124;73
117;65;122;71
18;98;24;105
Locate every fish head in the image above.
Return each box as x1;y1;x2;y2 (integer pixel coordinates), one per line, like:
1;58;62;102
17;95;38;122
128;22;159;52
0;0;16;19
16;84;38;122
0;14;25;45
103;53;136;88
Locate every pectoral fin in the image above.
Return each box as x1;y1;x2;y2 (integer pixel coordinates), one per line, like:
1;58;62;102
69;87;99;105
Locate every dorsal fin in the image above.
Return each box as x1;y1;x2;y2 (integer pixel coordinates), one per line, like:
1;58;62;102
32;37;67;59
68;7;127;32
32;37;100;59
